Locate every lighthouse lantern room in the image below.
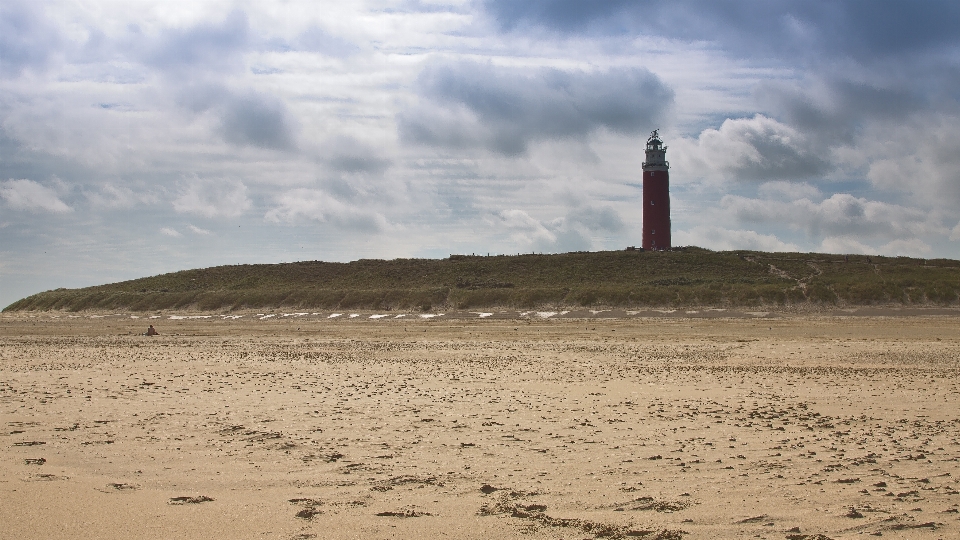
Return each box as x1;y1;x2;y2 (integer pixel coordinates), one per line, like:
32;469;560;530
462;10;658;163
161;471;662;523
642;130;671;250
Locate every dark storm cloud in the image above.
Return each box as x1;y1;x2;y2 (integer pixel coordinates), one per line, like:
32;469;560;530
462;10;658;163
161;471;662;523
398;61;672;155
0;1;61;77
484;1;960;62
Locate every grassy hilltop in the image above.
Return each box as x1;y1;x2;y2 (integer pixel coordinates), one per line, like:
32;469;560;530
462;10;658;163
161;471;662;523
5;248;960;312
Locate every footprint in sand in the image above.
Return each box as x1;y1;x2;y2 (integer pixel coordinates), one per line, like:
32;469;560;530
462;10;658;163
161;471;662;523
168;495;214;505
23;473;67;481
289;498;324;520
95;482;138;493
375;508;432;518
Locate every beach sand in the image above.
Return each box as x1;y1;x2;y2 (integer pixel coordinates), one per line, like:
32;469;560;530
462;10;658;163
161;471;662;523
2;313;959;539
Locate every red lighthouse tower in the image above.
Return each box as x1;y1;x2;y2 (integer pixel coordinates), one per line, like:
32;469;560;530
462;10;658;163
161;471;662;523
642;130;670;250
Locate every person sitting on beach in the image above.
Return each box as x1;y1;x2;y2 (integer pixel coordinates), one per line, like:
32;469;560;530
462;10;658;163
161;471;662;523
146;325;158;336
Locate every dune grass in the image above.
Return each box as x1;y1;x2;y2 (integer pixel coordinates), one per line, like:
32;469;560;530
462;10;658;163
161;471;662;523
5;247;960;312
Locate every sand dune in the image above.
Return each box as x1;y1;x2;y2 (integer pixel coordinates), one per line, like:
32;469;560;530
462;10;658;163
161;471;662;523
2;314;959;539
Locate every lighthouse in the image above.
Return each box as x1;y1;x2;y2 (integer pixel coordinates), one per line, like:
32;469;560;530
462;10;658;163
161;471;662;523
642;130;670;250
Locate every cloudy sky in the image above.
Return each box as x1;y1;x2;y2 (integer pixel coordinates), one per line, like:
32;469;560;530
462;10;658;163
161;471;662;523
3;1;960;307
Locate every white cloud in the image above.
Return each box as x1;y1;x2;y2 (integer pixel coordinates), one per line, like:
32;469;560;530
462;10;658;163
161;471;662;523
490;204;626;253
880;239;932;258
674;225;801;252
0;179;71;213
673;115;830;182
757;181;821;201
159;227;181;237
951;221;960;241
85;183;157;208
567;204;626;233
319;135;392;175
494;209;558;247
173;177;250;218
188;224;212;235
819;236;929;258
859;113;960;209
265;188;388;233
819;236;876;255
721;193;945;239
176;85;299;151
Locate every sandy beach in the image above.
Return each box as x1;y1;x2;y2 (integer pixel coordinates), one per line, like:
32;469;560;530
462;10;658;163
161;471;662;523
2;313;959;539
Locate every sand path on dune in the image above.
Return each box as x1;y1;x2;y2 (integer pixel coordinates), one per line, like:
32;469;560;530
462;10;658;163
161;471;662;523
2;315;959;539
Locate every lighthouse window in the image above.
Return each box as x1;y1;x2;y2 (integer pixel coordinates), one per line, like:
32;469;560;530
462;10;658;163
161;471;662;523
652;230;655;234
650;200;654;205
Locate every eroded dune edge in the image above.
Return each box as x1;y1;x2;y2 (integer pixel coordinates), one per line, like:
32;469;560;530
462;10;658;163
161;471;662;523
2;315;959;540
